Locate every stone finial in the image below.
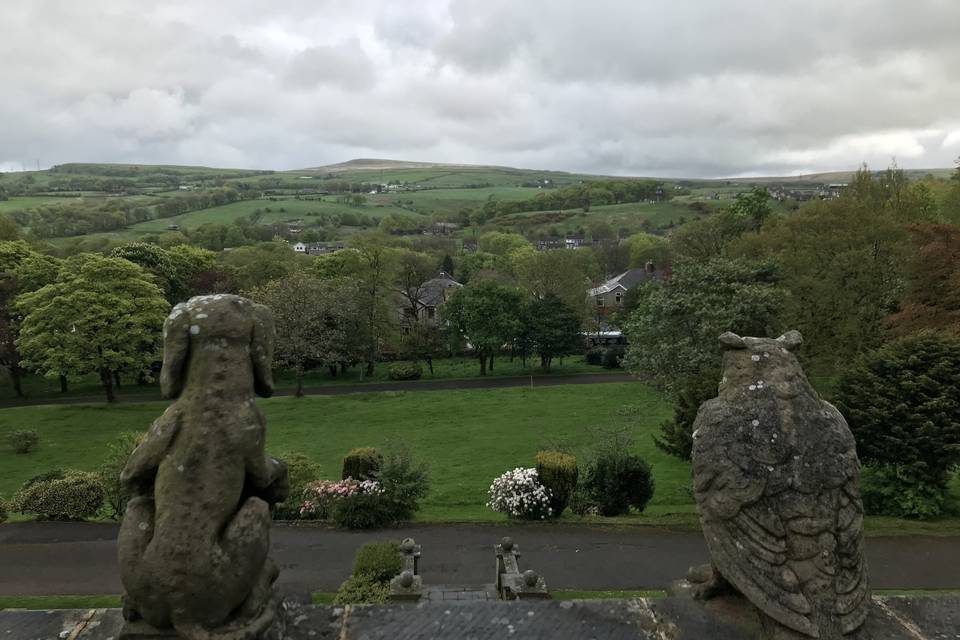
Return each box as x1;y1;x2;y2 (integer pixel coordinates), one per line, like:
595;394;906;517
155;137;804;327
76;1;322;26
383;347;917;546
522;570;539;587
690;331;869;639
399;571;415;588
500;537;514;552
399;538;417;554
117;295;289;639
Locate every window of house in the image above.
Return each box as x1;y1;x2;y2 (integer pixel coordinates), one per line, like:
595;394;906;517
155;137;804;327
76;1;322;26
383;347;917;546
596;297;604;307
615;291;622;304
427;306;436;319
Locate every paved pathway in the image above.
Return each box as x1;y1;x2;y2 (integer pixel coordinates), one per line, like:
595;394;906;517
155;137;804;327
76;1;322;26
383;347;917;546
0;373;634;407
1;522;958;599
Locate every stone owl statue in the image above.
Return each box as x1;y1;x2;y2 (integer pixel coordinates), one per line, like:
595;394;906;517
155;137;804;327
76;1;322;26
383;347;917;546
690;331;869;639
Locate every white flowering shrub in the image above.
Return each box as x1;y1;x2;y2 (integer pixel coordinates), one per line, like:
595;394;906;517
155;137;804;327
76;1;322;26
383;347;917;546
487;467;554;519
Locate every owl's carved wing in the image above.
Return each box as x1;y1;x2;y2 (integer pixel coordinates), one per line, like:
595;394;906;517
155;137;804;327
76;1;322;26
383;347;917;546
692;399;817;637
693;399;870;637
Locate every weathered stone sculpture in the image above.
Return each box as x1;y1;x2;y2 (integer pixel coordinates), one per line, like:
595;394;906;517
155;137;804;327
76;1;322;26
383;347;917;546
690;331;869;639
117;295;289;639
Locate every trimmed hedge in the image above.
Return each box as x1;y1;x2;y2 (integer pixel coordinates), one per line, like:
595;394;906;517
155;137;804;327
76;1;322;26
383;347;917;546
342;447;384;481
12;470;104;520
7;430;39;454
535;451;578;517
0;497;7;524
387;361;423;380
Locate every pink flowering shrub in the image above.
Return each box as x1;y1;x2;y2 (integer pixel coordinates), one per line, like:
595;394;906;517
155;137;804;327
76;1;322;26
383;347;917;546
487;467;553;520
300;478;384;520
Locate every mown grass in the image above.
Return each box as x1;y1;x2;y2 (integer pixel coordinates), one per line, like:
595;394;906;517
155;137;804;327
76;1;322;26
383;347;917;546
0;595;122;610
0;356;615;403
0;383;682;517
2;381;959;535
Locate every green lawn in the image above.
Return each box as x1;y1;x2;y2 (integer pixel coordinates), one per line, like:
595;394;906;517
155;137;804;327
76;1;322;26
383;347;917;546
0;383;684;519
0;595;123;610
2;380;959;534
0;356;615;403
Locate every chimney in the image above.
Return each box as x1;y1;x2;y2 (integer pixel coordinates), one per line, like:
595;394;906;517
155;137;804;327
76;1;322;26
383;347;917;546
645;261;655;274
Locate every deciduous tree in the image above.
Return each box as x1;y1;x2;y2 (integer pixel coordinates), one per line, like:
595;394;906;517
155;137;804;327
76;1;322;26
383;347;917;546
16;255;169;402
251;272;357;396
622;257;784;390
443;280;524;375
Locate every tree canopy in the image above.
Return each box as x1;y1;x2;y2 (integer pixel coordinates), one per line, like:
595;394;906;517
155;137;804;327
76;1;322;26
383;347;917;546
622;257;784;390
16;254;169;402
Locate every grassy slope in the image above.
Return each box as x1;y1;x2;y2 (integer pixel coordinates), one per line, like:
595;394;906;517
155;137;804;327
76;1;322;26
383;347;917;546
0;196;79;213
126;197;418;233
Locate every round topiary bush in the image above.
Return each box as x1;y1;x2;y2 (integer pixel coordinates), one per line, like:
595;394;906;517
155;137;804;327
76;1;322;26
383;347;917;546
387;361;423;380
7;430;39;454
577;452;655;517
11;470;104;520
342;447;384;481
535;451;578;517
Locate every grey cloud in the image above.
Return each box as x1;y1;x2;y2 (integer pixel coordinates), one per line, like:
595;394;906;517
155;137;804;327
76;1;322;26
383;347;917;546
1;0;959;177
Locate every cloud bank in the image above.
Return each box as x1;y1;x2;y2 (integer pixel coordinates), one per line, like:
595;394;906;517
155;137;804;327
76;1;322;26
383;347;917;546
2;0;959;177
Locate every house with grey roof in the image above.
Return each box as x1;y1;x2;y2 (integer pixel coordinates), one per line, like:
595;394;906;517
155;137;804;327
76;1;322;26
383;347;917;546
397;271;463;329
587;263;665;318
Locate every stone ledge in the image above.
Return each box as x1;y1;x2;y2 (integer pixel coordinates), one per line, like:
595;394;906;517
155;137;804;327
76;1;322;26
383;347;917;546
2;595;957;639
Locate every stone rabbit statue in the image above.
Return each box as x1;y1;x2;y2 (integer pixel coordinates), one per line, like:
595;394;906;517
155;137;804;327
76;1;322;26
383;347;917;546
118;294;289;639
690;331;869;639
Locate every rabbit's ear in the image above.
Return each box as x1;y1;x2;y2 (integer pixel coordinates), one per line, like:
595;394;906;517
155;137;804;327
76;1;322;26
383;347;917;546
160;304;190;399
251;302;276;398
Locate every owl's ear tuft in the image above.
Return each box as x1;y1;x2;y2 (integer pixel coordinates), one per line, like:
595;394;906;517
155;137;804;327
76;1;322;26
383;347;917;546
719;332;746;350
777;330;803;350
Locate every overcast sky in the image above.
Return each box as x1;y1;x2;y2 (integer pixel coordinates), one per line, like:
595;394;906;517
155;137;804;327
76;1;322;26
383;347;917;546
3;0;960;178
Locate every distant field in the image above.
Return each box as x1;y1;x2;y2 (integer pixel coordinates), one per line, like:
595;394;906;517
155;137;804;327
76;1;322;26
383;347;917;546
124;197;421;233
0;196;80;213
491;199;704;235
369;186;540;215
